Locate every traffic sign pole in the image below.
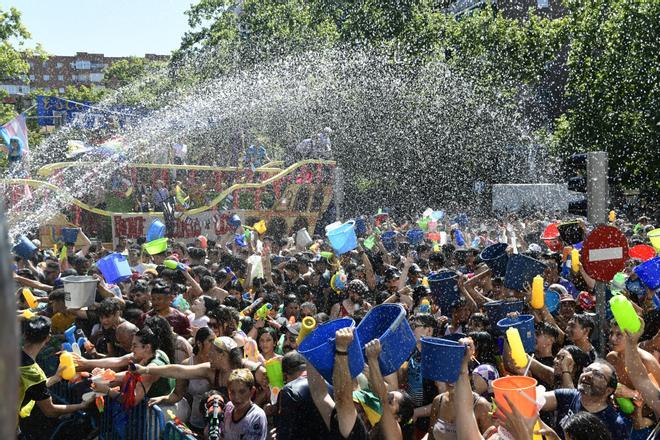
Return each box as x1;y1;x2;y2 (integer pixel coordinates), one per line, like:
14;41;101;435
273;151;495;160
587;151;609;225
581;224;628;357
595;281;608;356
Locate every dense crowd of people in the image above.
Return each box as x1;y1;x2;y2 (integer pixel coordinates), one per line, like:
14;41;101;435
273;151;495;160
13;210;660;439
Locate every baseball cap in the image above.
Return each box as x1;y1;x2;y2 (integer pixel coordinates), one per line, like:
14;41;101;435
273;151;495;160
287;322;302;336
282;351;307;375
213;336;238;352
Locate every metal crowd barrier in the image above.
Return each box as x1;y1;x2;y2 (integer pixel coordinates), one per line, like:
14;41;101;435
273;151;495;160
162;421;197;440
99;396;166;440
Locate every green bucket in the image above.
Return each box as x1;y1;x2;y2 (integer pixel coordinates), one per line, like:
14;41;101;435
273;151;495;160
143;237;168;255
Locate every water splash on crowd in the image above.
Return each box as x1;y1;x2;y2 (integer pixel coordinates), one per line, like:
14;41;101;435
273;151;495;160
4;47;556;239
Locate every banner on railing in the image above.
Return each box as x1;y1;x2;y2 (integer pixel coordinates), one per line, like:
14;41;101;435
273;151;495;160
111;209;323;245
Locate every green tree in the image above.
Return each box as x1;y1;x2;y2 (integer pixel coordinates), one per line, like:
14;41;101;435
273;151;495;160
103;57;167;88
553;0;659;192
0;6;42;124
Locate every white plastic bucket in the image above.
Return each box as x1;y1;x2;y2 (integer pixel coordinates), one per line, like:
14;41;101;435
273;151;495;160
296;228;313;249
62;276;98;308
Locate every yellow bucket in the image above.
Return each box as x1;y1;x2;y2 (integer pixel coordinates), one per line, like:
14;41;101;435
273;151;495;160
253;220;267;235
649;228;660;253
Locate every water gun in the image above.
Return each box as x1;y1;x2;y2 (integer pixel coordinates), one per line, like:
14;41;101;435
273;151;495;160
22;288;38;309
163;259;188;271
206;394;225;440
615;395;635;414
296;316;317;345
64;324;77;344
330;270;347;294
265;357;285;405
454;229;465;247
240;298;263;317
172;294;190;312
506;327;528;368
419;299;431;314
243;338;261;362
255;303;273;320
225;266;238;282
21;309;35;319
59;352;76;381
531;275;544;309
167;409;192;432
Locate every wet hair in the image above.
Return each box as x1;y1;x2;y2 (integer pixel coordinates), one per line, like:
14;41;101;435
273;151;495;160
22;316;51;344
150;281;172;296
283;294;299;307
561;345;591;381
468;332;499;366
395;391;415;433
239;316;254;334
263;292;281;308
201;296;220;314
223;295;240;309
48;288;66;302
200;275;216;292
562;411;612;440
98;298;122;317
135;326;160;352
143;315;176;362
468;313;490;331
410;313;436;328
188;247;207;261
228;368;254;389
536;321;560;339
300;301;317;314
257;327;278;346
570;313;595;338
314;312;330;324
193;326;214;356
592;358;618;390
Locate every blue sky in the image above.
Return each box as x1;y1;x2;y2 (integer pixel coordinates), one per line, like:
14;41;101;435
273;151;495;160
7;0;193;57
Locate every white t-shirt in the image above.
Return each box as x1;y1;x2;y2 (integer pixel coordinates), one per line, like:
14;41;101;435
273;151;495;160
223;402;267;440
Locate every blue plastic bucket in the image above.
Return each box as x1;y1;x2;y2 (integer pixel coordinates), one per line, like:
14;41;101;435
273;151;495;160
427;271;460;316
406;229;425;246
483;300;524;335
504;254;547;292
442;332;466;342
421;337;466;383
381;231;398;252
12;235;37;260
355;217;367;237
497;315;536;353
634;257;660;290
146;219;166;242
545;289;561;313
298;318;364;384
327;220;357;255
356;304;416;376
61;228;80;244
480;243;509;277
96;253;132;284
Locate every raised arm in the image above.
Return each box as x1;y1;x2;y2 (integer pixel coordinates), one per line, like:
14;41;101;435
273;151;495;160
74;352;133;371
456;349;484;440
134;361;212;380
365;339;402;440
624;319;660;417
333;327;359;438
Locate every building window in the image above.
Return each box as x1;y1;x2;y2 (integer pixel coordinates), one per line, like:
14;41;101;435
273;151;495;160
57;62;63;68
42;61;48;68
538;0;549;7
57;75;64;81
71;75;77;81
90;73;104;82
59;87;65;93
28;62;33;68
44;87;50;92
29;74;35;80
75;60;91;69
43;74;50;81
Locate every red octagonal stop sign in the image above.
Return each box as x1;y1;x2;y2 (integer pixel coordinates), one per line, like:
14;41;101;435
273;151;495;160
582;225;629;281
